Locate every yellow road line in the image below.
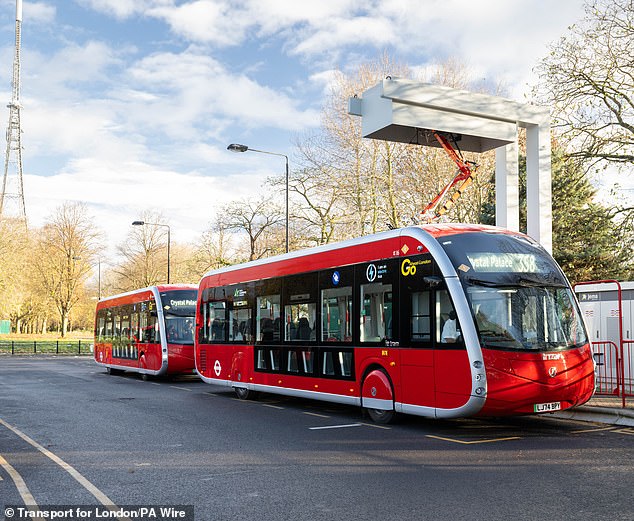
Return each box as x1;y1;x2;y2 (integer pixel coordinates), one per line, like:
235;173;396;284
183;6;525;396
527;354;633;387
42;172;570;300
569;426;616;434
426;435;521;445
0;417;119;509
0;453;40;509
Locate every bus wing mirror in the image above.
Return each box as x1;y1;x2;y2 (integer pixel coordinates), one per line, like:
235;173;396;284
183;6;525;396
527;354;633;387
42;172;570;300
423;276;443;287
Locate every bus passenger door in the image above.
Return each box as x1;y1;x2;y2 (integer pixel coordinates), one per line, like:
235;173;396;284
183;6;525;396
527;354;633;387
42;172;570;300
399;255;436;409
434;289;472;409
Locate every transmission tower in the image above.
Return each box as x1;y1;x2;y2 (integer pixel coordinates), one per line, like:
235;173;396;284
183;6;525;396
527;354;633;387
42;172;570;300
1;0;27;222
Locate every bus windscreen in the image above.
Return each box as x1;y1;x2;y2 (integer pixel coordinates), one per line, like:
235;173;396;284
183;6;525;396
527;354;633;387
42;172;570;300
439;232;588;351
160;290;197;345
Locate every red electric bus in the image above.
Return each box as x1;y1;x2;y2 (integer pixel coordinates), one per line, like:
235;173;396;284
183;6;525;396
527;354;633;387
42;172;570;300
195;224;595;422
95;284;198;378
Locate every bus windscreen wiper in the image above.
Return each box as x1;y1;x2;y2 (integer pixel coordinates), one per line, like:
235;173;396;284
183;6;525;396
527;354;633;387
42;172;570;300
464;277;506;287
517;276;566;288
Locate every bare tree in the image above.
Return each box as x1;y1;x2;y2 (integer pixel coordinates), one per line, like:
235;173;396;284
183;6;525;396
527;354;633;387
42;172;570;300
286;166;342;247
0;217;33;332
535;0;634;166
32;203;101;337
286;54;498;242
217;196;284;261
191;227;236;275
115;212;170;291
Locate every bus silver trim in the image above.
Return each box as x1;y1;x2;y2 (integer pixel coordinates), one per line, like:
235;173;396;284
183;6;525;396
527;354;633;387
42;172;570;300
362;397;393;411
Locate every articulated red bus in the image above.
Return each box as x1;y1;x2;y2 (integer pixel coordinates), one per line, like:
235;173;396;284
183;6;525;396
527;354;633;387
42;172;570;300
95;284;198;377
195;225;595;422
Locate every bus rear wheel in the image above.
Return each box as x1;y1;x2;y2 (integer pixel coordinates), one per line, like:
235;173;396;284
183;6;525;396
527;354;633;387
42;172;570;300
362;368;396;424
234;387;258;400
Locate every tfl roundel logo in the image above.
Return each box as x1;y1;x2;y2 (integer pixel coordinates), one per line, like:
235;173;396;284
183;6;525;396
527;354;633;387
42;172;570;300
366;264;377;282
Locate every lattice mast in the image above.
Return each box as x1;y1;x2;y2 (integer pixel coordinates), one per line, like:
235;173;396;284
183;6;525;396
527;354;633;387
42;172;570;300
0;0;26;221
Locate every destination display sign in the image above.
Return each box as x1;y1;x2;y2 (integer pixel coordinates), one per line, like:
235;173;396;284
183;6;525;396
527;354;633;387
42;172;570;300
466;253;541;273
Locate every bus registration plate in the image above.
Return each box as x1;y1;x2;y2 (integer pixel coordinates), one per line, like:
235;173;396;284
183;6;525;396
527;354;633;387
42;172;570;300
534;401;561;413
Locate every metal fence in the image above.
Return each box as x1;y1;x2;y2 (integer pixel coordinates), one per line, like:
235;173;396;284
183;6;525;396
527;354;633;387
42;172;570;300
592;339;633;407
0;339;93;356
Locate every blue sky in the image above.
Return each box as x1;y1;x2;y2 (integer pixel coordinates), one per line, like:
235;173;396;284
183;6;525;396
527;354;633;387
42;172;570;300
2;0;615;257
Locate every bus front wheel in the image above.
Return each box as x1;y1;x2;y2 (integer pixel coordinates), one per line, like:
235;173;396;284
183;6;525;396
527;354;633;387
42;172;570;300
366;407;395;424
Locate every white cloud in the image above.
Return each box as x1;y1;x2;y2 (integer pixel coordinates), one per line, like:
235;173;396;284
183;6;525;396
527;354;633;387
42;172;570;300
291;16;395;56
124;51;319;134
24;40;122;102
147;1;250;46
377;0;587;99
75;0;161;19
24;157;270;249
308;69;340;96
23;1;57;24
143;0;363;47
20;39;318;173
71;0;585;103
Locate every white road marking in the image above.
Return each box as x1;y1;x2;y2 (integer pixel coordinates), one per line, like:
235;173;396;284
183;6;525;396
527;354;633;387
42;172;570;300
309;423;363;430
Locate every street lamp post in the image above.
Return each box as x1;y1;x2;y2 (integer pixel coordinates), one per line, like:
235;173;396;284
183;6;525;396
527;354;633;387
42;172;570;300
227;143;289;253
97;258;102;300
132;220;171;284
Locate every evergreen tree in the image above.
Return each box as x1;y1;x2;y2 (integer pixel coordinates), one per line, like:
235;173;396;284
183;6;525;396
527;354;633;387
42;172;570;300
551;151;634;283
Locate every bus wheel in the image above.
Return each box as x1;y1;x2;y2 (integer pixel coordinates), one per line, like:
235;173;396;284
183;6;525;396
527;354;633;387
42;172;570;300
362;368;396;424
367;407;395;424
234;387;257;400
141;373;150;381
107;367;120;376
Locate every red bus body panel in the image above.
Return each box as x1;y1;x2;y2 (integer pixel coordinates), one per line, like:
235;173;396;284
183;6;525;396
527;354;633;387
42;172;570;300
479;344;595;415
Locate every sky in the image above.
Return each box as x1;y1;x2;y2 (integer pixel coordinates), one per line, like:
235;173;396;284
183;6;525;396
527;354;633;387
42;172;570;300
1;0;629;263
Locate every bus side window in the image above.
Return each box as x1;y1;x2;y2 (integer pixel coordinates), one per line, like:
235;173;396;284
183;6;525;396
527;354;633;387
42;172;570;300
104;312;113;342
208;301;227;342
285;303;316;342
360;282;392;343
150;315;158;343
228;284;252;343
140;308;148;343
321;286;352;342
96;312;106;342
142;306;157;344
411;291;431;342
256;295;281;343
437;289;462;345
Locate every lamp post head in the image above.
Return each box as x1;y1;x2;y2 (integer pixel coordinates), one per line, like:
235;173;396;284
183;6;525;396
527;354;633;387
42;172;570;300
132;220;145;226
227;143;249;153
